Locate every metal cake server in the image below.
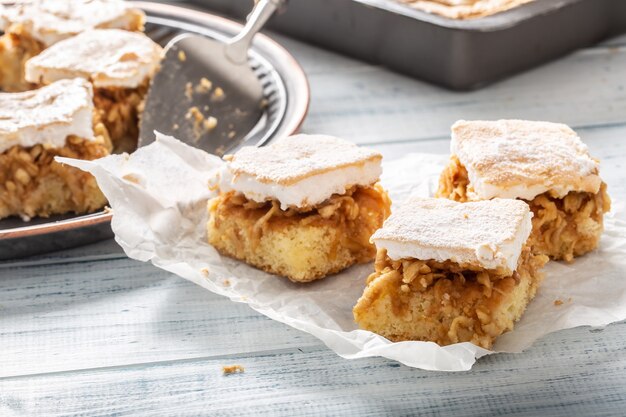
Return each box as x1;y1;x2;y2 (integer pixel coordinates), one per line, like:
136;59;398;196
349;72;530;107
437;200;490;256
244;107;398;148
139;0;286;155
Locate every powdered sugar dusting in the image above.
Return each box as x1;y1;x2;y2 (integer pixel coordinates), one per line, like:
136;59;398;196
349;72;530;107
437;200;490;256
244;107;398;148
227;134;382;185
0;78;94;153
25;29;162;88
0;0;143;46
451;120;601;200
372;197;533;271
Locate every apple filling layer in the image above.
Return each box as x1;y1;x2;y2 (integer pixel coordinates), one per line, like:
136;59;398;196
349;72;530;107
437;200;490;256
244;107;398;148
93;82;148;153
0;26;43;92
437;156;611;261
207;184;392;282
0;122;111;220
353;246;548;349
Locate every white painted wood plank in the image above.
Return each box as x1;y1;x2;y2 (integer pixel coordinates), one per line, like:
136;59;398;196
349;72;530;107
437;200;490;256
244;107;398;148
298;46;626;145
1;323;625;417
600;33;626;47
0;239;124;269
0;258;321;378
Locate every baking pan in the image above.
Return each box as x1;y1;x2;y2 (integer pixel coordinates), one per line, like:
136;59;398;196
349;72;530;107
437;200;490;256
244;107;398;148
191;0;626;90
0;2;310;260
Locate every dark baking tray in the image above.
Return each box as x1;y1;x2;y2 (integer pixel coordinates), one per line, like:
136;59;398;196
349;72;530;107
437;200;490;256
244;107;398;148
191;0;626;90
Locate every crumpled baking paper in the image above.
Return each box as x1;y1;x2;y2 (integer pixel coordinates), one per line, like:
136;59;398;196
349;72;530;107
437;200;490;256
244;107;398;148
59;134;626;371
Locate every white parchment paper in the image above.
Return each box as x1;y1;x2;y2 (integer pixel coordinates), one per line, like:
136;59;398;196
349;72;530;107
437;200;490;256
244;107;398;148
59;134;626;371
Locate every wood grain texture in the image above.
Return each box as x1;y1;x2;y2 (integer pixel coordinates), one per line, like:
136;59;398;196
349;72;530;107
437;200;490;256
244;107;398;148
1;324;625;417
1;11;626;415
0;258;320;378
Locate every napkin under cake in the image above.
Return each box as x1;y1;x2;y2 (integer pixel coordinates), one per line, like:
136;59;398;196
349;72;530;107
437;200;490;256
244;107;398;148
353;197;548;349
0;0;144;92
0;78;111;220
207;135;392;282
437;120;610;261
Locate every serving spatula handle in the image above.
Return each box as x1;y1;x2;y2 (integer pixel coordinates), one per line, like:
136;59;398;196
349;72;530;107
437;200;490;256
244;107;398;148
225;0;287;65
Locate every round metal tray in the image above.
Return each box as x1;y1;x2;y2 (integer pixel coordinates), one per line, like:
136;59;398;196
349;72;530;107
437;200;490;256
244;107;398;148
0;1;310;260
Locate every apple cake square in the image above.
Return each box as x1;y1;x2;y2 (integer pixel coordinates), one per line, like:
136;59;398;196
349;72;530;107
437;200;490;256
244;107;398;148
353;197;548;349
437;120;610;261
0;78;111;220
207;134;392;282
25;29;162;153
0;0;144;92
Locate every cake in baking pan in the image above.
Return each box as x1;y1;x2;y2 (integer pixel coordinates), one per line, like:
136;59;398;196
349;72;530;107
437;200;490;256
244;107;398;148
397;0;534;19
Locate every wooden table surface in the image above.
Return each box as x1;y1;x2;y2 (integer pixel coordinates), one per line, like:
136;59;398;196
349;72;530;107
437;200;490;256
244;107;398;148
2;17;626;417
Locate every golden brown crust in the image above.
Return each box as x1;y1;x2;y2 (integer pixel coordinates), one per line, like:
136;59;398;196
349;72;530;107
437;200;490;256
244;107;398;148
353;246;548;349
207;184;392;282
0;118;111;220
437;156;611;261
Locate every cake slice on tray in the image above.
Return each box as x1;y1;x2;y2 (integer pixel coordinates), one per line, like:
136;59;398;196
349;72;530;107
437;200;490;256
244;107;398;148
0;78;111;220
437;119;610;261
0;0;144;92
25;29;163;153
207;134;392;283
353;197;548;349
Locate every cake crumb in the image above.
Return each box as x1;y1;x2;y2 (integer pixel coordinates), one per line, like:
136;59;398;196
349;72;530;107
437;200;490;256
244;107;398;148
222;365;244;375
122;173;141;185
200;267;210;277
211;87;225;101
204;116;218;132
195;77;213;94
223;279;231;287
184;82;193;100
178;50;186;62
186;107;218;139
215;145;226;156
554;299;564;306
227;130;236;139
